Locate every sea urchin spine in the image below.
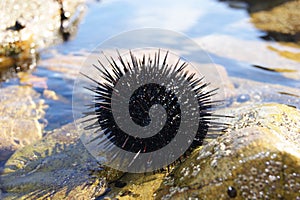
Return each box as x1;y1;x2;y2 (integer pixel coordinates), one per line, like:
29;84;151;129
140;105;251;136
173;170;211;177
80;49;227;172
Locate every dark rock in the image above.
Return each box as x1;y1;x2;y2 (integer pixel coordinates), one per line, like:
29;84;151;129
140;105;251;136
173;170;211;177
114;181;127;188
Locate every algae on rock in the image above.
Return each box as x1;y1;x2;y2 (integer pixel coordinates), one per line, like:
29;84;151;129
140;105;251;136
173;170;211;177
0;122;123;199
155;103;300;199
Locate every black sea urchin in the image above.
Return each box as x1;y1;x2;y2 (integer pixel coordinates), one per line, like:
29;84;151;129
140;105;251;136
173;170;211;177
81;49;227;172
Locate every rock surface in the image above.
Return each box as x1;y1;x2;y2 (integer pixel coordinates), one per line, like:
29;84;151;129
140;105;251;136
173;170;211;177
220;0;300;44
0;0;86;80
0;122;123;199
250;0;300;43
2;70;300;199
229;77;300;109
103;103;300;200
108;172;166;200
0;86;47;162
155;103;300;199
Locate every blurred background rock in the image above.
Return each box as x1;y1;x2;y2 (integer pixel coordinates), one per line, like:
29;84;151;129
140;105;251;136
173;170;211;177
0;0;86;81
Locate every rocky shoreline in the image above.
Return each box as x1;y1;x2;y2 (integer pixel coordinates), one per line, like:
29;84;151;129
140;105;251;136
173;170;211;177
0;0;300;199
1;67;300;199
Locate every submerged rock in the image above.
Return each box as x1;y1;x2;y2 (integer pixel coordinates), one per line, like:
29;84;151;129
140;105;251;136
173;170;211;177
0;122;123;199
229;77;300;109
155;103;300;199
0;85;47;162
0;0;86;80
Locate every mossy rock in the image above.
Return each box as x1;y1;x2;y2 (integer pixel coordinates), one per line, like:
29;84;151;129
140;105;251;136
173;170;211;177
154;103;300;199
106;173;166;200
95;103;300;199
0;122;123;199
2;101;300;199
250;0;300;43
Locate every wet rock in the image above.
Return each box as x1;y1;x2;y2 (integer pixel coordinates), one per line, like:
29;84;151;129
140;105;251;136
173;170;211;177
81;71;300;199
230;77;300;109
220;0;300;44
0;38;36;81
43;89;59;100
250;0;300;43
0;122;123;199
155;103;300;199
0;0;86;80
108;173;166;199
0;85;47;162
98;103;300;200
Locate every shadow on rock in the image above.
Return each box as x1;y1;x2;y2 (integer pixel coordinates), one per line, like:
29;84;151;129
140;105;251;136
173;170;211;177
0;122;122;199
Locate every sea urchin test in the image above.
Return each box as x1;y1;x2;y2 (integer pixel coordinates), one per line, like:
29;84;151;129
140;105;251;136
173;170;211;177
72;29;227;173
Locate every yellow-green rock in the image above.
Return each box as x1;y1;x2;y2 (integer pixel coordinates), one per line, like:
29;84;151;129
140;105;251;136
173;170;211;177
251;0;300;36
0;122;123;199
155;103;300;199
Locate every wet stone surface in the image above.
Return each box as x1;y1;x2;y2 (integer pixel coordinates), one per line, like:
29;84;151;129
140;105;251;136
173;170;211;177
0;122;123;199
0;0;86;80
250;0;300;43
229;77;300;109
154;103;300;200
220;0;300;44
85;102;300;200
1;62;300;199
0;85;47;163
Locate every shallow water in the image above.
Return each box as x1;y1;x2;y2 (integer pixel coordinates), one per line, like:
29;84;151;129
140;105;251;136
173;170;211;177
2;0;300;129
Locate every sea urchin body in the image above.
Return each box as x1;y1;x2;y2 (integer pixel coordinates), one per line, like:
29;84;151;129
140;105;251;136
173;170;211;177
80;49;226;172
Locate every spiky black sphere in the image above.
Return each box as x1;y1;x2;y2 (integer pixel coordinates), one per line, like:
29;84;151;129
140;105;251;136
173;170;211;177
82;49;226;165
